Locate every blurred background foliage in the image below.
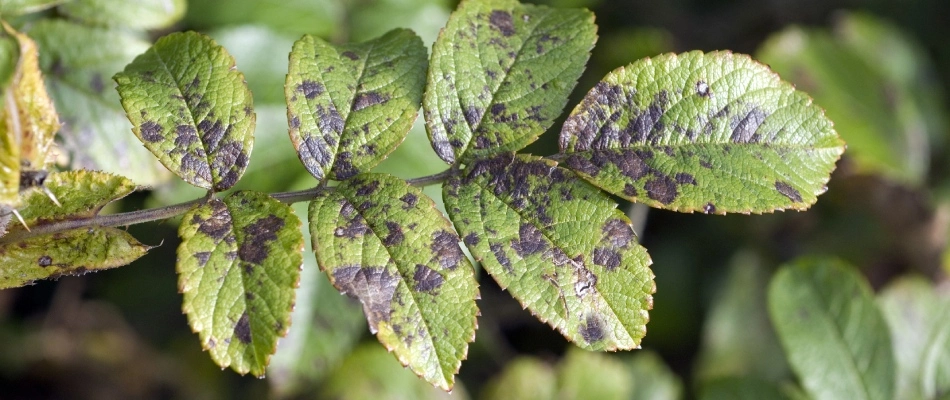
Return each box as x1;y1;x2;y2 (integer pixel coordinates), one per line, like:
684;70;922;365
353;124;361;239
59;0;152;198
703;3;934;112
1;0;949;398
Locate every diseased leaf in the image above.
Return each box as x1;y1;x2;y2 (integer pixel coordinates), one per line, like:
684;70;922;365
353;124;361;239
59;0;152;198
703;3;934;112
878;276;950;400
0;35;18;208
177;190;303;376
285;29;427;181
556;347;632;399
768;258;894;400
59;0;186;30
480;357;556;400
0;0;64;16
559;51;844;214
115;31;255;191
0;227;148;289
321;344;466;400
423;0;596;164
29;20;169;186
15;170;135;226
444;154;654;350
309;173;478;390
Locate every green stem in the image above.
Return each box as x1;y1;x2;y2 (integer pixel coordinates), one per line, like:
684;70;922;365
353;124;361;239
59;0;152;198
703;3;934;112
0;169;459;245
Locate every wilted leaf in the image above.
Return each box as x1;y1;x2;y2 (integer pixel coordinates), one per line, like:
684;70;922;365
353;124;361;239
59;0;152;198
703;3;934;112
625;351;684;400
444;154;654;350
0;227;148;289
285;29;427;181
480;357;556;400
58;0;186;30
878;276;950;400
115;31;255;191
556;347;632;399
29;20;169;186
700;377;795;400
321;344;466;400
0;0;64;16
15;170;135;226
423;0;596;164
177;190;303;376
768;258;894;400
559;51;844;214
309;173;478;390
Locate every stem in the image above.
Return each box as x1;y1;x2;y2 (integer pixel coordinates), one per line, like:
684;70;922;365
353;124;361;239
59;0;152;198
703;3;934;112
0;168;459;245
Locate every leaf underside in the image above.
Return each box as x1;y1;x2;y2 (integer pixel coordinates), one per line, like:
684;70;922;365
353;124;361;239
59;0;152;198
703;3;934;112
115;31;255;192
444;153;654;350
310;173;478;391
285;29;427;181
559;51;845;214
178;190;303;376
423;0;596;164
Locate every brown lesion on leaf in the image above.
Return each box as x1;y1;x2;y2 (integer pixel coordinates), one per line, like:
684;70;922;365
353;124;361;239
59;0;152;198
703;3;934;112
211;141;249;191
399;193;418;210
353;92;389;111
413;264;445;293
703;203;717;214
382;221;404;246
194;200;234;242
297;80;324;100
431;230;463;270
193;252;212;266
490;243;513;274
579;314;605;343
730;107;768;144
775;181;803;203
234;312;252;344
354;179;380;196
37;255;52;267
593;248;621;270
675;173;697;185
332;266;399;333
237;215;285;264
573;262;597;298
511;223;548;257
488;10;516;37
140;121;164;143
644;174;678;205
175;124;199;146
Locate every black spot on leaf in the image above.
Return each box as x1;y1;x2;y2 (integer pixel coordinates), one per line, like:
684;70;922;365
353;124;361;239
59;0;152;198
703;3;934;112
489;10;516;37
511;223;547;257
194;252;211;266
316;105;345;135
644;174;678;205
490;243;513;273
38;255;52;267
198;119;226;151
602;219;633;248
175;124;198;146
382;221;404;246
703;203;716;214
413;265;444;292
463;233;480;246
623;184;637;197
290;115;300;129
195;200;233;241
675;173;696;185
431;230;463;270
593;248;621;270
234;312;252;344
355;180;380;196
399;193;418;209
140;121;164;142
579;314;605;343
333;266;399;332
730;107;768;143
775;181;803;202
341;51;359;60
353;92;388;111
464;106;482;128
238;215;284;264
297;80;324;99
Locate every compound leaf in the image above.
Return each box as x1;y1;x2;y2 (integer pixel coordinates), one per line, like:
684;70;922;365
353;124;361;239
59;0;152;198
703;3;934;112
115;31;255;192
58;0;186;30
178;190;303;376
285;29;426;181
424;0;596;164
768;258;894;400
444;154;654;350
29;20;169;186
309;173;478;390
0;227;148;289
15;170;135;226
560;51;844;214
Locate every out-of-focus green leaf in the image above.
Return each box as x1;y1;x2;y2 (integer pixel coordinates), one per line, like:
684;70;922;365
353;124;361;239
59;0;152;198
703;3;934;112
348;0;450;45
321;344;466;400
699;377;794;400
424;0;596;164
115;31;255;191
310;173;478;390
594;28;675;70
268;202;364;398
560;51;844;214
185;0;342;39
177;191;303;376
768;257;894;400
58;0;186;30
556;347;631;400
756;26;926;185
16;170;135;226
29;20;169;187
480;357;556;400
444;154;654;350
878;276;950;400
694;251;787;382
626;351;684;400
285;29;426;181
210;26;296;106
0;227;148;289
0;0;64;16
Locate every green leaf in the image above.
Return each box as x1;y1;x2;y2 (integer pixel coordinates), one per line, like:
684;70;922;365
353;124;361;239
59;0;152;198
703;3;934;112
480;357;557;400
184;0;343;39
756;27;925;184
210;26;296;106
699;377;795;400
444;154;654;350
285;29;427;181
309;173;478;390
768;257;894;400
0;0;64;16
0;227;149;289
556;347;632;399
115;31;255;191
625;351;684;400
177;190;303;376
321;344;467;400
423;0;596;164
559;51;844;214
694;251;788;383
29;20;170;187
15;170;135;226
878;276;950;400
0;35;19;208
58;0;186;30
348;0;451;45
268;203;365;398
